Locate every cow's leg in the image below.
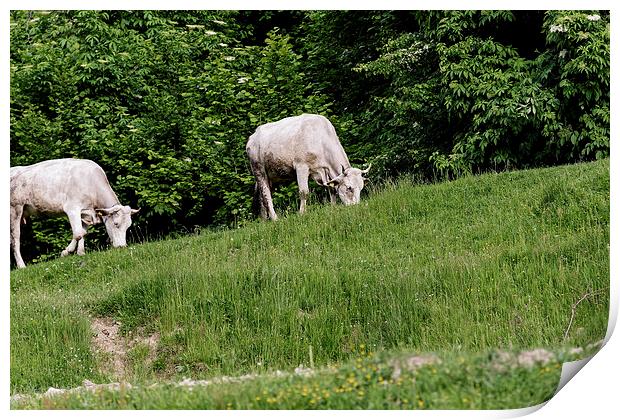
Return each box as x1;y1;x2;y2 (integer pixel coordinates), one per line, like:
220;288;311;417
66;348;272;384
250;159;277;221
296;165;310;214
259;190;268;220
75;220;89;256
253;183;268;220
61;240;77;257
320;168;337;204
10;206;26;269
259;178;278;221
76;239;85;256
61;210;87;257
76;237;86;256
328;187;337;205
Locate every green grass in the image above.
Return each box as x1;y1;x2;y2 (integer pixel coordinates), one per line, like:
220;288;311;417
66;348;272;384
10;159;610;409
12;347;571;409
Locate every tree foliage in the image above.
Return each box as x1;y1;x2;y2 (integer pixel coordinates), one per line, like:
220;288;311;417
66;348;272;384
11;11;329;260
10;10;609;262
350;10;609;176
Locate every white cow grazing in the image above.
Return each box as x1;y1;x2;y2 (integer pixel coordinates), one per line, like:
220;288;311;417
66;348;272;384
246;114;370;220
10;158;139;268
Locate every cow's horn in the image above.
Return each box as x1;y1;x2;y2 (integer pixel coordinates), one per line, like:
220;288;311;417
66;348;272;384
361;163;372;174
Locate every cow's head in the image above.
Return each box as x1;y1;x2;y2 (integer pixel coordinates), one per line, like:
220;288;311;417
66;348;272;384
95;205;139;247
326;164;371;205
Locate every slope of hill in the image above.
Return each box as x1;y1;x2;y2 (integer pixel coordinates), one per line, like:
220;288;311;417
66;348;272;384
10;159;610;409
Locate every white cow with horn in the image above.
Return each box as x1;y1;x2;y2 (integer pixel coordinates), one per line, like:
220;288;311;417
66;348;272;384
10;158;139;268
246;114;370;220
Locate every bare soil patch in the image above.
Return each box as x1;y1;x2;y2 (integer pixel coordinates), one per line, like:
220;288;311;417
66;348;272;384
91;317;160;380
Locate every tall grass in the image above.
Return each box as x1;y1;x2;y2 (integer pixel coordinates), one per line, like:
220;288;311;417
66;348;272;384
11;159;609;395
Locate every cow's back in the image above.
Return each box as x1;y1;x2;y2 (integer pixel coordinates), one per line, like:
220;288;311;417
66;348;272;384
10;158;117;214
247;114;349;177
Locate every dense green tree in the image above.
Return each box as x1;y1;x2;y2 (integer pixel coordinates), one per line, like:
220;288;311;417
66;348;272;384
326;10;609;177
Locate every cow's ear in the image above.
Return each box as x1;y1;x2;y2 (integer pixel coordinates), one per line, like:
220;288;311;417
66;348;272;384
326;173;344;187
327;178;342;188
95;207;113;217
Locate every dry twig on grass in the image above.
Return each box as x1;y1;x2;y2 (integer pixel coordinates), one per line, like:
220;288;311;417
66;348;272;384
563;288;608;342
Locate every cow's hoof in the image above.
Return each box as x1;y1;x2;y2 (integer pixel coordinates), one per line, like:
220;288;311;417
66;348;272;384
61;250;70;257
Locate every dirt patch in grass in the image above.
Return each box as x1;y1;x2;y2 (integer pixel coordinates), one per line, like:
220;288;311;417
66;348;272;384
91;317;160;380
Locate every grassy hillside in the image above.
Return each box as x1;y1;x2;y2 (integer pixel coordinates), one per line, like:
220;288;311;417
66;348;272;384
10;159;609;409
12;346;574;409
